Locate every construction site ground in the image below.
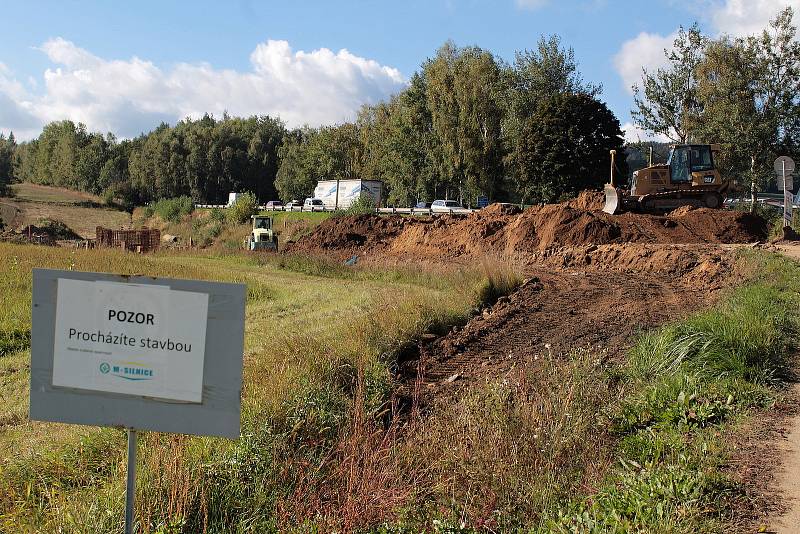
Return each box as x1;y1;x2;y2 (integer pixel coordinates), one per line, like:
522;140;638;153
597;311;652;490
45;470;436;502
289;194;800;529
288;193;766;402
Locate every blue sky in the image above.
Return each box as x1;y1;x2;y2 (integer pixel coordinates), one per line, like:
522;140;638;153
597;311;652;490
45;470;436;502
0;0;796;140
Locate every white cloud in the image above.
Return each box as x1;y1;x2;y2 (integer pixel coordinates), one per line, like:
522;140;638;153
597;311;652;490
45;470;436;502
515;0;549;10
621;121;670;143
0;38;407;140
710;0;800;36
613;1;799;98
613;31;677;94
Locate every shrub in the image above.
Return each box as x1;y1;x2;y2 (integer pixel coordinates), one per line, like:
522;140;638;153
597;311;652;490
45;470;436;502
226;192;258;224
102;182;139;212
475;255;524;306
209;207;226;223
150;196;194;222
345;195;376;215
34;218;81;240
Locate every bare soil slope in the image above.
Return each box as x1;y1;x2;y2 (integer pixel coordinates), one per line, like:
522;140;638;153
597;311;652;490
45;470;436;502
396;244;736;403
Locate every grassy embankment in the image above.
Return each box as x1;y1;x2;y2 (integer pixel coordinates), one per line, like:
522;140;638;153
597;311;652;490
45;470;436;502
388;248;797;533
0;242;516;532
1;183;130;238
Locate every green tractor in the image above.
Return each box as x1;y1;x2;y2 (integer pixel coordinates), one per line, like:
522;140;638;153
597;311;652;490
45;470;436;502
245;215;278;251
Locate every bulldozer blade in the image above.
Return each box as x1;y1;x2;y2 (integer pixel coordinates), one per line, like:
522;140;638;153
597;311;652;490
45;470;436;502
603;184;622;215
250;241;278;251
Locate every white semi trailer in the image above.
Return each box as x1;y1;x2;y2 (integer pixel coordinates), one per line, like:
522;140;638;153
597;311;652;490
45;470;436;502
313;179;383;209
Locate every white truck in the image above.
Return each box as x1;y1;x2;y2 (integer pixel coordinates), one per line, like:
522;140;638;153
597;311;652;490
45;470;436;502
313;179;383;210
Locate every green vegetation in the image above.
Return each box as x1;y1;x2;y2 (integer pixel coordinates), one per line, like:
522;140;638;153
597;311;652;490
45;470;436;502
632;8;800;193
225;192;258;224
143;196;194;223
0;132;15;196
0;243;495;532
339;194;377;216
547;249;797;532
0;243;797;532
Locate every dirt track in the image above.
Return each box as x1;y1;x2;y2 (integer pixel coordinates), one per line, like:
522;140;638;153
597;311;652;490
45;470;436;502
396;244;738;404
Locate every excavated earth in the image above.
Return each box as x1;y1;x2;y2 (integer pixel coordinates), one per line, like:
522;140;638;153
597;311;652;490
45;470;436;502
286;193;767;263
288;194;768;403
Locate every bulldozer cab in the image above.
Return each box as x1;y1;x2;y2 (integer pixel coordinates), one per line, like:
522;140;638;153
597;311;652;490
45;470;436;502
253;216;272;230
667;145;715;185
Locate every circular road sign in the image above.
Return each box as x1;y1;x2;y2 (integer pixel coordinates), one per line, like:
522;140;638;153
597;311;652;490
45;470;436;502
775;156;795;175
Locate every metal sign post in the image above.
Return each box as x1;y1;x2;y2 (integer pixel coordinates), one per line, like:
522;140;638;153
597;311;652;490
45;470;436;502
126;429;137;534
775;156;796;227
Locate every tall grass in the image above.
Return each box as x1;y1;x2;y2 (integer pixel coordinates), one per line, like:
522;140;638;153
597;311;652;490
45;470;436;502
3;243;796;532
0;242;495;533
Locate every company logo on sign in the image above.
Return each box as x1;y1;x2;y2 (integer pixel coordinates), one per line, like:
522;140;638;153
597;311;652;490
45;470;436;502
110;362;155;381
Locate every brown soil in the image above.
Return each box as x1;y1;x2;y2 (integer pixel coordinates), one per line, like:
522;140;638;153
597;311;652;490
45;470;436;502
395;244;737;404
287;196;763;403
287;202;767;262
565;190;606;211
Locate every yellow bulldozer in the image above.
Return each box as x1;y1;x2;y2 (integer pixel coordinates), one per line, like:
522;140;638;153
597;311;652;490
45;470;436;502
603;144;732;214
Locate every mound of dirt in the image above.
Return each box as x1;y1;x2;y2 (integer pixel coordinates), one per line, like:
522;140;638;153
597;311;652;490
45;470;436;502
565;190;606;211
288;214;412;256
287;196;768;262
396;248;736;402
533;243;734;289
8;219;82;244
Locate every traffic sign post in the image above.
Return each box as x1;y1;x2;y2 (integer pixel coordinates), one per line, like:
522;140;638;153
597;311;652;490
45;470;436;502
775;156;796;227
30;269;246;534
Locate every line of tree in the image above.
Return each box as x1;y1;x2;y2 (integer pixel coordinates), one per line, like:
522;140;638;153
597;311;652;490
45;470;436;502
630;7;800;194
7;115;286;209
278;37;626;206
1;36;626;209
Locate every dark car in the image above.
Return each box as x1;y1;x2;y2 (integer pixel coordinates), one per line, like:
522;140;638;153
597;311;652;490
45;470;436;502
415;201;432;209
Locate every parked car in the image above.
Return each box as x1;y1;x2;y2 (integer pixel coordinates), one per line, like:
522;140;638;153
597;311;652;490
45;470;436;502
284;200;302;209
304;198;325;210
431;199;463;212
415;201;432;209
265;200;283;209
